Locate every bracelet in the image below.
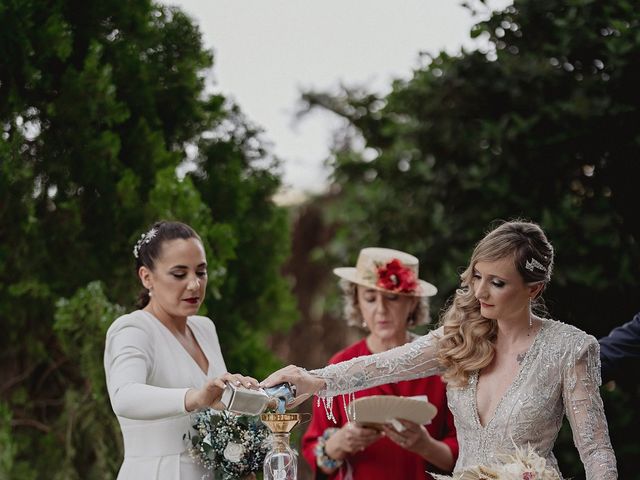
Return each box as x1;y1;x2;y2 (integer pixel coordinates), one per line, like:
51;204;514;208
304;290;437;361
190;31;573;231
314;427;343;471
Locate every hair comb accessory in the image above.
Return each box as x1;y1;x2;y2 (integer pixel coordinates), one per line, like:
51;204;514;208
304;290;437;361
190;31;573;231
525;258;546;273
133;227;158;258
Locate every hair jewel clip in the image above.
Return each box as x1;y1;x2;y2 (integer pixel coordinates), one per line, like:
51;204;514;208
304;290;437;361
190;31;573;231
525;258;546;273
133;227;158;259
144;227;158;242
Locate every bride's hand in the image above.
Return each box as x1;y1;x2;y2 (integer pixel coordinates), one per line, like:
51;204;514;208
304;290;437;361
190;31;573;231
185;372;259;412
261;365;325;407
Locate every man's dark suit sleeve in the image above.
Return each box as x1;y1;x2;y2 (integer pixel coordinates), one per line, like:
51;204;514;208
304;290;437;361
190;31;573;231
599;312;640;383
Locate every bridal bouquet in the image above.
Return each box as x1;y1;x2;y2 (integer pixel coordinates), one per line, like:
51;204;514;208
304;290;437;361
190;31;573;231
187;409;270;480
432;445;561;480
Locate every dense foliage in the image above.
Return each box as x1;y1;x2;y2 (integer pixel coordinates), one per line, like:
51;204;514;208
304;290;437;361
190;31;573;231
0;0;295;477
300;0;640;477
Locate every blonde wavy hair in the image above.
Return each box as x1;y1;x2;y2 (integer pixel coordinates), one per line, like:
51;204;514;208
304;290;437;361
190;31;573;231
437;221;554;386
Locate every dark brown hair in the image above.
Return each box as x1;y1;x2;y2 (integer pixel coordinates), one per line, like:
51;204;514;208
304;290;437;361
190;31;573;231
134;220;202;308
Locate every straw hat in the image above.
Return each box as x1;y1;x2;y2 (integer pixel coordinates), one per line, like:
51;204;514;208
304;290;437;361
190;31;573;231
333;247;437;297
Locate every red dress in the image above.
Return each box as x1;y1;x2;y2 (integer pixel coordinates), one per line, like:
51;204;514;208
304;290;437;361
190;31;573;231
301;339;459;480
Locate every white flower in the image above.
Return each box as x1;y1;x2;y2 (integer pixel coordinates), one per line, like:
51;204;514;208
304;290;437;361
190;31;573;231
223;442;245;463
499;462;525;478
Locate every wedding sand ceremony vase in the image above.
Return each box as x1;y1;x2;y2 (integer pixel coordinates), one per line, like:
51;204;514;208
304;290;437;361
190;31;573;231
261;413;301;480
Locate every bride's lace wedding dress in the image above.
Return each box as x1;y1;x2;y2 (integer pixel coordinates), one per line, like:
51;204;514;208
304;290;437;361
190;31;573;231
311;319;617;479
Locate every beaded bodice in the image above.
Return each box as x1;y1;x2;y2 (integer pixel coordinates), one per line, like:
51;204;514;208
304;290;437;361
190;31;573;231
311;319;617;479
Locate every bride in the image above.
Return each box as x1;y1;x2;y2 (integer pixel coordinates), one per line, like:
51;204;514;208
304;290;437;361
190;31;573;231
262;221;617;479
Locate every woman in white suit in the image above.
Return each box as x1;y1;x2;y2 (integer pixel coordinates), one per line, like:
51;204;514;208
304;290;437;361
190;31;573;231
104;221;259;479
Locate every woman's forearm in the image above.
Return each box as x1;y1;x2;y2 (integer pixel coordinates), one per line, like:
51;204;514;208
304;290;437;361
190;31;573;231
419;436;455;472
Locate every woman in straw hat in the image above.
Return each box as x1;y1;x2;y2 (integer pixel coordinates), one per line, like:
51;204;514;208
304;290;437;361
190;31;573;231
263;221;617;479
301;248;458;479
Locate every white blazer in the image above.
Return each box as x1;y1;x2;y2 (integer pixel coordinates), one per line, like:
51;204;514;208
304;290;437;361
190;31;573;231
104;310;227;479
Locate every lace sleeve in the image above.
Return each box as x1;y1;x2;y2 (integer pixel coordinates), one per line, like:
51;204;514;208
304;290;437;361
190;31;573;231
310;328;444;397
562;335;617;479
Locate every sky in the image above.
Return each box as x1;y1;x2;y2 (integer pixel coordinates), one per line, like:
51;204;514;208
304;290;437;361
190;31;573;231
164;0;510;198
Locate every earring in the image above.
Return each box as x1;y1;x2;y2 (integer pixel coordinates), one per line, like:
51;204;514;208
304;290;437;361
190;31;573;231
148;288;153;298
528;298;533;327
361;321;368;330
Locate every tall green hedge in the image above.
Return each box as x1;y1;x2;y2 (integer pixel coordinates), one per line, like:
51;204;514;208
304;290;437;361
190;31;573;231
0;0;296;477
301;0;640;478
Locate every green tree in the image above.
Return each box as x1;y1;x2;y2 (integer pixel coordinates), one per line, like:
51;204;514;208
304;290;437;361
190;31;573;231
0;0;295;477
299;0;640;477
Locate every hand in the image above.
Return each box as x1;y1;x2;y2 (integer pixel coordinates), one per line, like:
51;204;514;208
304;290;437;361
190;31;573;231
261;365;324;407
325;423;382;460
382;419;432;454
185;372;259;412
